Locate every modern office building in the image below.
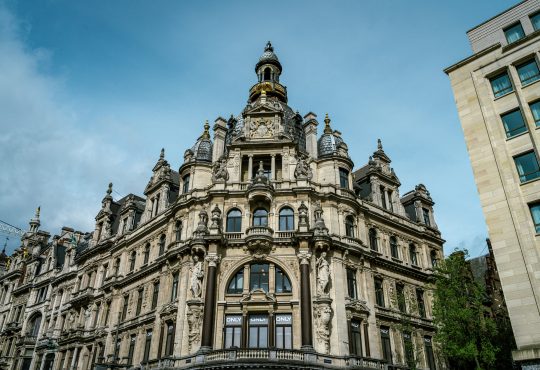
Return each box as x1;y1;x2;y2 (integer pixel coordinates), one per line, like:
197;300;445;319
0;42;444;370
445;0;540;367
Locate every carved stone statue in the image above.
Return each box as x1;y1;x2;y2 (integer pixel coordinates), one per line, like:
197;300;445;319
294;155;313;180
312;201;329;236
193;209;209;237
315;304;332;354
298;201;309;228
212;157;229;182
210;205;222;230
187;305;203;351
190;255;204;299
316;252;330;296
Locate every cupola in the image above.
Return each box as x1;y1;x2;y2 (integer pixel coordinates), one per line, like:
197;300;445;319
250;42;287;103
186;121;213;163
317;114;349;158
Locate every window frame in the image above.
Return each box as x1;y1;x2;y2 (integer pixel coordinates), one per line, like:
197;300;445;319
489;72;514;98
226;209;242;233
531;11;540;31
151;281;160;310
278;207;295;231
514;151;540;183
501;108;528;139
530;100;540;127
275;267;292;294
390;236;399;259
504;22;526;44
275;314;293;349
248;314;269;348
345;216;355;238
349;319;363;356
224;315;243;349
249;263;269;292
369;228;378;251
516;58;540;86
529;202;540;234
339;168;349;189
182;174;190;194
346;268;358;299
252;208;269;227
375;277;385;307
227;269;244;294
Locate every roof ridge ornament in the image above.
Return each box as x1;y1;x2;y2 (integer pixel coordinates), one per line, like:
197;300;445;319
265;41;273;52
323;113;333;134
201;120;211;139
160;148;165;160
377;138;383;151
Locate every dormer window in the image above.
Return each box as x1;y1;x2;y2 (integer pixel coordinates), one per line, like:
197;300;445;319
422;208;431;226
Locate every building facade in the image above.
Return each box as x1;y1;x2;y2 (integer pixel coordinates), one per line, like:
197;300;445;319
0;43;444;370
445;0;540;368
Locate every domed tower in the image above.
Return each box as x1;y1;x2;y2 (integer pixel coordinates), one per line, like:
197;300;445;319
250;41;287;103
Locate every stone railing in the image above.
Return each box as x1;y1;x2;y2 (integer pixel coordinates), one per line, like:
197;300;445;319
224;232;243;240
123;349;389;370
275;231;295;238
245;226;274;237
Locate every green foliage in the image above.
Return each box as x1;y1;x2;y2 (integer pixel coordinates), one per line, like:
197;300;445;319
432;249;498;370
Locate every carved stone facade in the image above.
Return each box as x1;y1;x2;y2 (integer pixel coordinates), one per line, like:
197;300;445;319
0;42;444;370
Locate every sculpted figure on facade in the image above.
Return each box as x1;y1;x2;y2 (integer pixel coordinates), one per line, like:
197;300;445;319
212;156;229;182
316;252;330;296
315;304;332;354
187;304;203;351
294;154;312;180
190;255;204;299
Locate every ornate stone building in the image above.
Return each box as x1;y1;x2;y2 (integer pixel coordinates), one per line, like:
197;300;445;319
0;42;443;370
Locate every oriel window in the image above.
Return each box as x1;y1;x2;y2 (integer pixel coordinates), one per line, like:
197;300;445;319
275;314;292;349
248;314;269;348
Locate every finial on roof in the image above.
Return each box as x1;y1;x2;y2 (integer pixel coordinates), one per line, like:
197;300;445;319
160;148;165;160
201;120;211;139
107;183;113;196
265;41;273;52
324;113;333;134
377;138;383;151
35;206;40;219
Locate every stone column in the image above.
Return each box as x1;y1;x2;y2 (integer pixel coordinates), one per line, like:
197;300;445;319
200;254;221;352
271;154;276;181
297;251;314;351
248;155;253;181
69;347;79;370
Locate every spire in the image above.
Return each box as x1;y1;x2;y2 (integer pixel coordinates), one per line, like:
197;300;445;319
29;206;41;233
324;113;333;134
160;147;165;160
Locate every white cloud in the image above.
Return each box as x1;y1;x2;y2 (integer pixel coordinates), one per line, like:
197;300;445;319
0;5;149;252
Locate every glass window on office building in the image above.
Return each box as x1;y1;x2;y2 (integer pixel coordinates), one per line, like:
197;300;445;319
529;203;540;234
516;59;540;85
514;151;540;183
531;11;540;31
530;101;540;126
501;109;527;138
504;22;525;43
490;72;513;98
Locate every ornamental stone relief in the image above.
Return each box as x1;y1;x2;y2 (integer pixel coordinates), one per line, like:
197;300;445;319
248;117;277;139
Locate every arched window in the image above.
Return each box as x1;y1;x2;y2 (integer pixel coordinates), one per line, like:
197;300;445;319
129;251;136;272
279;207;294;231
263;67;271;81
253;209;268;227
250;263;269;292
227;269;244;294
369;228;378;251
345;216;355;237
27;314;42;337
430;250;438;268
158;234;166;256
409;244;418;266
226;209;242;233
175;221;182;242
390;236;399;259
275;267;292;293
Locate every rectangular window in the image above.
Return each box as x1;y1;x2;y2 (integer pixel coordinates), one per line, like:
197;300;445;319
504;22;525;43
350;319;363;356
339;168;349;189
275;314;292;349
517;59;540;85
103;302;110;326
128;335;136;365
529;203;540;233
121;295;129;321
403;332;414;368
249;264;269;292
422;208;431;226
171;273;179;302
347;268;358;299
248;315;268;348
380;186;387;209
143;329;152;363
182;174;190;194
375;278;385;307
152;282;160;310
114;338;121;362
417;289;426;318
397;284;406;313
136;290;143;316
530;101;540;126
425;336;437;370
224;315;242;349
380;327;392;363
501;109;527;138
531;11;540;31
165;322;175;356
489;72;513;98
515;151;540;183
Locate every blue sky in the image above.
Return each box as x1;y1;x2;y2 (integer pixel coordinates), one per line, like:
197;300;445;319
0;0;518;256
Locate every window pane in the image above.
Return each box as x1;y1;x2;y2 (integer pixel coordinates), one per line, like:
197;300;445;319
530;204;540;233
249;327;258;348
515;152;540;182
225;327;233;348
501;109;527;138
517;60;540;85
504;23;525;43
259;327;268;347
490;73;513;97
531;12;540;31
530;101;540;126
284;326;292;349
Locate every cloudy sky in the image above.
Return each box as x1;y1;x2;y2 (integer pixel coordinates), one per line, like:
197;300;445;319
0;0;518;256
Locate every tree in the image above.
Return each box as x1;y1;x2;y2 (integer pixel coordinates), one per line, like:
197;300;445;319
432;249;498;370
